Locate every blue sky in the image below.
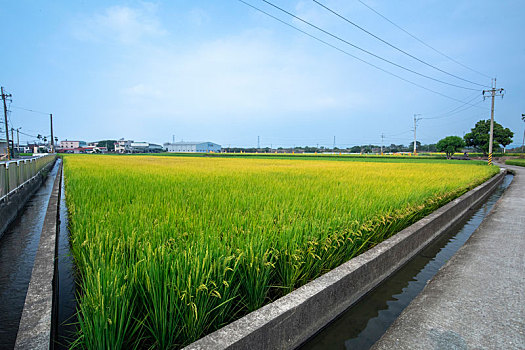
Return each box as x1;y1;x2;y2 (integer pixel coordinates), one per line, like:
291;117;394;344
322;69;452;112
1;0;524;148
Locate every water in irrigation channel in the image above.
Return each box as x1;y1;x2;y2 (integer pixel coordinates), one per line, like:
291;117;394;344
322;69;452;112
0;160;60;350
56;169;77;350
299;174;514;350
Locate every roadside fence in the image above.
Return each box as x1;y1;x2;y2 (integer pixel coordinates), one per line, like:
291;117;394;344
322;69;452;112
0;155;57;199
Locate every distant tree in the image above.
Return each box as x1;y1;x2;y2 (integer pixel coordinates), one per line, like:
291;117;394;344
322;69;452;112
408;141;421;151
350;146;361;153
437;136;465;159
464;120;513;155
304;146;318;153
423;144;437;152
97;140;117;152
388;143;399;153
362;145;372;153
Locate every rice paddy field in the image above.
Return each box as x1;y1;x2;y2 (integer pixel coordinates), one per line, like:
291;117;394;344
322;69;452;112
63;155;498;349
505;158;525;167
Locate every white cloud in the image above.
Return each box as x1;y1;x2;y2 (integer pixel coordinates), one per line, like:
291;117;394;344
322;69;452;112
72;3;166;44
122;83;163;98
69;3;375;135
114;29;370;122
187;8;210;27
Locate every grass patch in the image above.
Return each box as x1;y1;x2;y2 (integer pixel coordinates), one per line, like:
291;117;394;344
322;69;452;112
505;158;525;167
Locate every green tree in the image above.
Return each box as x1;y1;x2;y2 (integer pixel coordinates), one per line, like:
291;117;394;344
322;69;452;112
97;140;117;152
464;120;513;155
437;136;465;159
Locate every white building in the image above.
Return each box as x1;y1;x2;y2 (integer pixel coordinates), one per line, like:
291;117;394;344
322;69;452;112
60;140;87;149
114;139;163;153
166;141;221;153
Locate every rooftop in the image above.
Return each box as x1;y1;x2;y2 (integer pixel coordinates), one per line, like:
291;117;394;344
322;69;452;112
170;141;216;145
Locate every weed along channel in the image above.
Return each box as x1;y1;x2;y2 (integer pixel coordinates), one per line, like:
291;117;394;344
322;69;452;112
53;154;501;349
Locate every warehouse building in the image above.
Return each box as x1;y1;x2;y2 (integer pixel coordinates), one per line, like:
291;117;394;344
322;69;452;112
166;141;221;153
114;139;164;153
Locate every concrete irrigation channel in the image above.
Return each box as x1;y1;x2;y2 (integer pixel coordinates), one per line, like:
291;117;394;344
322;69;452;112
300;173;514;349
372;164;524;350
3;163;521;349
0;156;58;349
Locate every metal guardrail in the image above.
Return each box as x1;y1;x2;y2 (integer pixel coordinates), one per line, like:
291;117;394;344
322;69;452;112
0;155;57;199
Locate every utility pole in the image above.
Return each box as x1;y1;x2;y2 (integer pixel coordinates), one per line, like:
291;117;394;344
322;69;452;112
16;128;20;153
50;114;54;153
257;136;260;150
521;114;525;153
11;128;14;157
172;135;175;144
482;79;504;166
333;136;336;153
381;133;385;155
1;87;12;160
413;114;422;155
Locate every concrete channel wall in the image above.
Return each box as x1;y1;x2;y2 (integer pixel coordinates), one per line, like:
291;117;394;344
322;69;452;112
185;170;506;350
0;155;57;239
15;161;62;350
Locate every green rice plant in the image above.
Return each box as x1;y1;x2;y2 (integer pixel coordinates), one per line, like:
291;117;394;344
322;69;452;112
505;158;525;167
63;155;499;349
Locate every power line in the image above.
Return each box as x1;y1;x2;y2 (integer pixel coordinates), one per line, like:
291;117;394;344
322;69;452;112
237;0;484;105
259;0;480;91
356;0;491;79
18;130;40;138
312;0;488;88
423;99;484;121
423;94;484;120
423;91;480;117
11;105;49;115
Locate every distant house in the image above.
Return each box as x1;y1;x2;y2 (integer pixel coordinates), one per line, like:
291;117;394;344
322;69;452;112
60;140;87;150
166;142;221;153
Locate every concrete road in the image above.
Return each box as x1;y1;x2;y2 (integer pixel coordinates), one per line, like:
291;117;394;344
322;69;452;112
372;164;525;349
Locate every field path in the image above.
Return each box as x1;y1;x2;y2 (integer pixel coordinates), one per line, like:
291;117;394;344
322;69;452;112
372;164;525;349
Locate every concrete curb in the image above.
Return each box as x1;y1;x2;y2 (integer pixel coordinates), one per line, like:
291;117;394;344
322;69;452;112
0;159;56;240
14;161;62;350
185;170;506;350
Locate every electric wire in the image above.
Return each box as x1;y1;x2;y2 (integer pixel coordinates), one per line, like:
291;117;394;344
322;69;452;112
356;0;492;79
422;91;480;117
238;0;483;105
423;99;484;120
260;0;480;91
312;0;488;88
423;93;484;120
11;105;49;115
